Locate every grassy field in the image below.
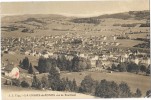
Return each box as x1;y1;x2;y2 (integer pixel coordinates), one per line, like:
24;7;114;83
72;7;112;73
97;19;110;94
1;71;150;98
2;53;150;97
2;53;38;66
61;71;151;96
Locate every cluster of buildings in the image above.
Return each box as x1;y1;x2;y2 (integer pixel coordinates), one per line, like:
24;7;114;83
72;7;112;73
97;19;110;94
1;33;150;71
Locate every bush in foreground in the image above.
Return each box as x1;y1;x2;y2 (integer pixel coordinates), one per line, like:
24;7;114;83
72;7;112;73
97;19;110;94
21;80;30;88
95;79;119;98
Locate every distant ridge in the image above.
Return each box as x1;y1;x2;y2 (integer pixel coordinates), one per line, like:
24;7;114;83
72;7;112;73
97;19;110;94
2;10;149;23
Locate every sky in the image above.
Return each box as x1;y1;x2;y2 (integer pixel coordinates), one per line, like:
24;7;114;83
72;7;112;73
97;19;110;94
1;0;150;17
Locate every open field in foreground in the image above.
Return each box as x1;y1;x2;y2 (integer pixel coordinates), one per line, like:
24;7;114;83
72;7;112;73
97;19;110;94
61;71;151;96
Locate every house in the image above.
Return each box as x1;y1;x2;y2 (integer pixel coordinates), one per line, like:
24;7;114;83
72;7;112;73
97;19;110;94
103;36;107;40
2;64;20;79
66;54;74;61
115;42;120;46
101;60;112;67
91;60;97;68
79;53;85;58
9;51;15;55
25;51;30;55
43;54;49;58
113;36;117;41
140;57;150;65
90;56;99;68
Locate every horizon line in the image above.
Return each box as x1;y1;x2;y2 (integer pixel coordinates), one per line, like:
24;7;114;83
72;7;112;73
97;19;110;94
1;10;149;18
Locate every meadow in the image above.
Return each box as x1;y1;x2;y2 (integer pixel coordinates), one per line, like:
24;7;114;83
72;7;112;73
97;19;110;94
61;71;150;96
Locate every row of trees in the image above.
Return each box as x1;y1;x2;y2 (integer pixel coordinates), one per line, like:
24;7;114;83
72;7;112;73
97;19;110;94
110;62;150;75
5;66;78;92
33;66;144;98
22;65;144;98
71;18;100;24
5;64;148;98
37;55;91;73
79;75;142;98
19;57;35;74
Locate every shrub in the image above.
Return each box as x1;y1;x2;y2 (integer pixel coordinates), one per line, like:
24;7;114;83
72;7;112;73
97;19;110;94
71;79;78;92
140;65;147;72
119;82;131;98
95;79;119;98
4;80;10;85
12;79;20;86
48;66;61;90
41;75;49;89
127;62;139;74
135;88;142;97
117;63;127;72
21;80;30;88
31;75;42;89
28;63;33;74
146;90;151;96
146;66;150;76
22;28;29;32
79;75;96;94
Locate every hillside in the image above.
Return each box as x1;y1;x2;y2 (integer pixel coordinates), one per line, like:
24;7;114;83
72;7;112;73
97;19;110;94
1;14;68;23
97;10;150;20
1;10;150;40
70;10;150;24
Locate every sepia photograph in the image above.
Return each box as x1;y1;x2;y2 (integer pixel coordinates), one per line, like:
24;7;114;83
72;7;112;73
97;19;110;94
1;0;150;99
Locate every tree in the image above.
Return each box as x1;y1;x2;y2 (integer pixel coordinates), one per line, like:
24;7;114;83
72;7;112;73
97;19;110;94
21;80;30;88
119;82;131;98
12;79;20;86
31;75;42;89
146;65;150;76
71;56;80;71
41;75;49;89
95;79;119;98
140;65;147;72
117;63;127;72
57;79;66;91
57;55;68;71
37;57;47;73
66;60;72;71
96;60;102;67
19;60;22;67
78;59;87;71
28;63;33;74
79;75;95;93
111;63;117;71
146;90;151;96
4;80;10;85
71;78;78;92
135;88;142;97
65;77;70;91
71;56;91;72
86;59;91;69
48;66;61;90
127;62;139;74
22;57;30;70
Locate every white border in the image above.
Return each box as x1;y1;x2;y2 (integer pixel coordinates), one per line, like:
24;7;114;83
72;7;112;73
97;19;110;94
0;0;131;2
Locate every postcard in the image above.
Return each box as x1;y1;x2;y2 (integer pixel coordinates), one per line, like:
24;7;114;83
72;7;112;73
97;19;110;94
1;0;150;99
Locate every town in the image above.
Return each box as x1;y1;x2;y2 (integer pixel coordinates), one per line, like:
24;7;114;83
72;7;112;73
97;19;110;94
1;9;150;98
1;31;150;70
